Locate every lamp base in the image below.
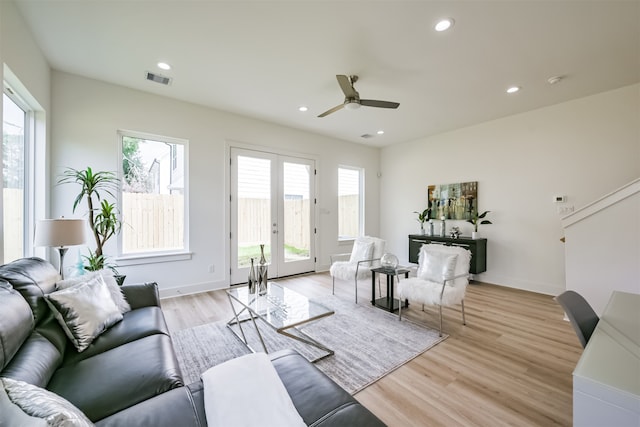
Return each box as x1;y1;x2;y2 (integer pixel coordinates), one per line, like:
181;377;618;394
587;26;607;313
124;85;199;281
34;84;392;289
56;247;69;279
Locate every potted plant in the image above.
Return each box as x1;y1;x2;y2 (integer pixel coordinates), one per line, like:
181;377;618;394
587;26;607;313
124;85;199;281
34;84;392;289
467;210;492;239
413;208;431;235
59;167;123;279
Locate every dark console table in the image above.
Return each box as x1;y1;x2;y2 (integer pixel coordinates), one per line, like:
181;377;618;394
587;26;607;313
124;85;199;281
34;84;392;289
408;235;487;274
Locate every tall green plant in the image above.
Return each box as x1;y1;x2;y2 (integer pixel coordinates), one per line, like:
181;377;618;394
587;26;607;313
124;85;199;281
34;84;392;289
58;167;122;270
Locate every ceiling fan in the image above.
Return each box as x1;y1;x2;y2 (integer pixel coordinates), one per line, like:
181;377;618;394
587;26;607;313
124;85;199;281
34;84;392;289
318;75;400;118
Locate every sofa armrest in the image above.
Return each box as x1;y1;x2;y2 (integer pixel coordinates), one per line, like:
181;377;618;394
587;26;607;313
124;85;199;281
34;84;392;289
121;282;160;309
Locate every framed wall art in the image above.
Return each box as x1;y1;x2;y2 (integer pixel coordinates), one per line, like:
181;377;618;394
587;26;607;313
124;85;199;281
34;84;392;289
427;181;478;220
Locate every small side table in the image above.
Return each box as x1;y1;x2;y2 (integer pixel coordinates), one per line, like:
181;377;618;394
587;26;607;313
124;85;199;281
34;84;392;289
371;266;410;312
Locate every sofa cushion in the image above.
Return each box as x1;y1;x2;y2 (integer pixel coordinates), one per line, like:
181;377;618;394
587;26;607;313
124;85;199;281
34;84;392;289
1;377;94;427
269;349;385;427
63;306;170;365
0;282;34;370
47;334;184;421
1;331;64;387
0;257;59;324
95;386;205;427
45;276;123;352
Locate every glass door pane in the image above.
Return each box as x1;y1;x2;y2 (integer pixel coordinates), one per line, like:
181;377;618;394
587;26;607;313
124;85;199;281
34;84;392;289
2;93;26;263
283;161;310;262
277;156;315;277
236;154;272;268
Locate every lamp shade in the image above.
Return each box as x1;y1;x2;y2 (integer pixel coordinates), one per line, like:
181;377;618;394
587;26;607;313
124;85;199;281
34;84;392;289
34;218;88;247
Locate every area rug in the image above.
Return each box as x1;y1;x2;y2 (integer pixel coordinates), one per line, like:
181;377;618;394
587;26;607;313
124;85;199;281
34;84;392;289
171;295;446;394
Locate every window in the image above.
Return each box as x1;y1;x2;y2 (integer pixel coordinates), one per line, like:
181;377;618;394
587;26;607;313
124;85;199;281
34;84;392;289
338;166;363;240
2;89;29;263
119;131;187;257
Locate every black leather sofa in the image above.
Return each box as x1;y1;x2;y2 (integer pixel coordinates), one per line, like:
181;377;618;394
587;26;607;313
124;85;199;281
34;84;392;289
0;257;386;426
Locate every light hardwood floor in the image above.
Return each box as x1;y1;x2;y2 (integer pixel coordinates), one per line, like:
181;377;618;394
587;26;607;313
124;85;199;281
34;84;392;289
161;273;582;427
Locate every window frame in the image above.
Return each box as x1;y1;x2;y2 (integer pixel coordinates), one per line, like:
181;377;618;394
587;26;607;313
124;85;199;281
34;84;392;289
2;83;34;263
116;129;191;266
337;165;364;241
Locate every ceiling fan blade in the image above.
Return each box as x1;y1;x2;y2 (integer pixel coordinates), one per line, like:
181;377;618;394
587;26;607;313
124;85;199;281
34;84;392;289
360;99;400;109
336;75;358;99
317;103;345;118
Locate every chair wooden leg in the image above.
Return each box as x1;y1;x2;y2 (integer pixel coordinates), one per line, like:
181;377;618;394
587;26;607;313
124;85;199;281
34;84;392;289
439;305;443;337
398;296;402;320
461;299;466;325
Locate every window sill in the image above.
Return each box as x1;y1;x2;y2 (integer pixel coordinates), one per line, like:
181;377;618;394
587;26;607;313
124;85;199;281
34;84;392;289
115;251;193;267
338;238;355;245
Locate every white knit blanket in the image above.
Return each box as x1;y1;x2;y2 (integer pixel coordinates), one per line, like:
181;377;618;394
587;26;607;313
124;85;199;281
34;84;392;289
201;353;306;427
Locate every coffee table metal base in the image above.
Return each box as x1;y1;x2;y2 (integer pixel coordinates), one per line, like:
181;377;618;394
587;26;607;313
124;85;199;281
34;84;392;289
226;293;334;363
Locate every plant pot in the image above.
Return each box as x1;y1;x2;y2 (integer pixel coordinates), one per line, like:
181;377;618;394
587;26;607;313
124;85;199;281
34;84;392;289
471;231;479;239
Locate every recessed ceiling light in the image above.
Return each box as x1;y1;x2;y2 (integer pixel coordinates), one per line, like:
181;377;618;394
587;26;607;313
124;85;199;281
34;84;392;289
157;62;171;70
435;18;454;32
506;86;520;94
377;130;385;135
298;106;308;112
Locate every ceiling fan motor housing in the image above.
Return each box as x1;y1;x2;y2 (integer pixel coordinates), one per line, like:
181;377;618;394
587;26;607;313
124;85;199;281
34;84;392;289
317;74;399;117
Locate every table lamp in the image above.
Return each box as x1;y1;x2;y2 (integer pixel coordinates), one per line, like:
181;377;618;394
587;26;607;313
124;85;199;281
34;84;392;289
34;218;87;279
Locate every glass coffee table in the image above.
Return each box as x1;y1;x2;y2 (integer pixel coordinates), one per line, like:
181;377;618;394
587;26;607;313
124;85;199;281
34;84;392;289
226;282;335;362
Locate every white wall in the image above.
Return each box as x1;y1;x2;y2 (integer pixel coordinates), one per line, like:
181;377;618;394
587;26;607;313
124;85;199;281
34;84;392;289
50;71;380;296
1;0;51;258
563;180;640;314
380;84;640;295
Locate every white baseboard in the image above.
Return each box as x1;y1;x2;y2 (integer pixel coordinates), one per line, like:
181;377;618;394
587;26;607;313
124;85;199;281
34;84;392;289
476;273;564;296
159;279;228;299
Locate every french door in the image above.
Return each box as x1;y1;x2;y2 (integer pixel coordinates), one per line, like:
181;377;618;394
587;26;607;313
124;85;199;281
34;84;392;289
230;147;315;284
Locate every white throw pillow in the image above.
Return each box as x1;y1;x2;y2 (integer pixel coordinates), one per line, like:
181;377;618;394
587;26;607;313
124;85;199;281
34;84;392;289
1;377;94;427
57;270;130;314
417;244;472;286
417;248;458;283
364;236;386;267
46;275;123;352
0;384;48;426
348;239;374;264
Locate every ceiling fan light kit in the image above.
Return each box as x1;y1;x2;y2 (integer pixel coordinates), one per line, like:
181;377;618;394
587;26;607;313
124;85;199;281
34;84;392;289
344;101;361;110
318;75;400;118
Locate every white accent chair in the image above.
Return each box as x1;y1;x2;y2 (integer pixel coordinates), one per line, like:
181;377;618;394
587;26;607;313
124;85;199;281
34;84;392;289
397;244;471;336
330;236;385;303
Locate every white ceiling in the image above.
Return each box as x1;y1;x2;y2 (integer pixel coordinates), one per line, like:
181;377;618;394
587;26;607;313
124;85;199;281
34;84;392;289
14;0;640;147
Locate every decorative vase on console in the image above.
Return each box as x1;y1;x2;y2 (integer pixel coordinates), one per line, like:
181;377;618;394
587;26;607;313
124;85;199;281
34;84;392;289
248;258;257;294
428;220;434;236
258;244;268;296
